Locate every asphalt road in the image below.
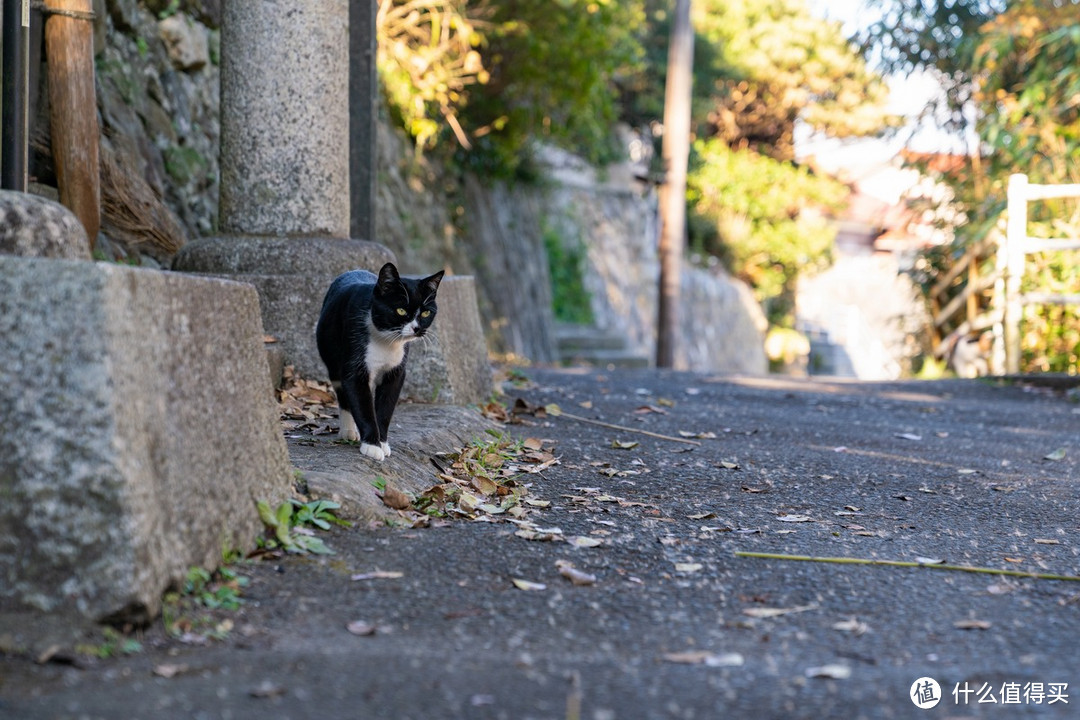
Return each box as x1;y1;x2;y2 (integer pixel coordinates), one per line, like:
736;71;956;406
3;368;1079;719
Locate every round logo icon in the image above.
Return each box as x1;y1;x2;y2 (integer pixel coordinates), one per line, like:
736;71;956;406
911;677;942;709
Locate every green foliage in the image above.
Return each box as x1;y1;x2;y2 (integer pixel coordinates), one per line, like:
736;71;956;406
377;0;644;176
457;0;644;174
687;138;847;324
543;227;593;325
181;565;248;611
376;0;487;151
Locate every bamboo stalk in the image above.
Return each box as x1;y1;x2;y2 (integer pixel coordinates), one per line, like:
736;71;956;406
547;407;702;446
735;551;1080;582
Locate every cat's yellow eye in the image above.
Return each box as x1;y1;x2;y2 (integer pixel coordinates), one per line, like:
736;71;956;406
396;308;407;316
421;310;431;318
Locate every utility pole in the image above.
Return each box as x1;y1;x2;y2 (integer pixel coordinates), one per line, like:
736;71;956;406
656;0;693;368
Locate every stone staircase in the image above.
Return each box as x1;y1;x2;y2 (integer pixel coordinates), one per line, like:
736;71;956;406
555;323;650;368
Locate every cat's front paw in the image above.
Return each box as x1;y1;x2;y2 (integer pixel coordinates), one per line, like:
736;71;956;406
380;442;392;457
359;442;386;461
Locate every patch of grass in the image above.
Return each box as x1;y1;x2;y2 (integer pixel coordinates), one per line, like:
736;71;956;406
161;560;251;641
75;627;143;659
543;226;594;325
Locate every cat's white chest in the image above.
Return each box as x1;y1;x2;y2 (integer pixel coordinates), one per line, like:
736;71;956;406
365;338;406;386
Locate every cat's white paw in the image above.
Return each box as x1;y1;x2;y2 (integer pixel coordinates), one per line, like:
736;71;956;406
359;442;386;461
339;410;361;442
380;442;392;457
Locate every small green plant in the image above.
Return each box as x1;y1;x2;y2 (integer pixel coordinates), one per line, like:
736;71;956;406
288;498;352;530
76;627;142;659
371;477;387;492
256;498;347;555
182;565;248;611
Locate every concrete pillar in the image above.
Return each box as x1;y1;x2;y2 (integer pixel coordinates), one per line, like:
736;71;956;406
219;0;350;237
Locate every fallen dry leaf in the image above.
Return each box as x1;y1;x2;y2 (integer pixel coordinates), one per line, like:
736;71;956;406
346;621;377;636
776;514;813;523
556;560;597;586
805;664;852;679
662;651;744;667
1044;448;1067;461
742;604;817;619
153;663;190;679
611;440;640;450
1034;538;1061;545
687;512;717;520
674;563;703;573
512;578;547;591
567;536;604;548
953;619;991;630
250;680;288;698
351;571;404;581
832;618;869;635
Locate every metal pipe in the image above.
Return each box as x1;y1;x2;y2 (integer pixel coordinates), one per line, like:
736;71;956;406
2;0;30;191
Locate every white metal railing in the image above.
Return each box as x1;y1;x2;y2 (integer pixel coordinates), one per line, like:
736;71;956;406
997;173;1080;373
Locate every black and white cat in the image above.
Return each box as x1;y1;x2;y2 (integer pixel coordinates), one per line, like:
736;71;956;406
316;262;444;461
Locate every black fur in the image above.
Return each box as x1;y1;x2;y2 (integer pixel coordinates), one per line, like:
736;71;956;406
316;262;444;460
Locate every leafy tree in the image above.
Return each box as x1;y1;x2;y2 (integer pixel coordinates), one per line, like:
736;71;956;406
687;138;848;323
694;0;894;160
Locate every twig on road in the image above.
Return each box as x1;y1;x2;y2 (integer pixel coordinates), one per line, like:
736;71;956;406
545;404;702;446
735;551;1080;582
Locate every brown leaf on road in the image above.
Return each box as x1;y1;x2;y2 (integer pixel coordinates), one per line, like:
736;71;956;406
380;485;413;511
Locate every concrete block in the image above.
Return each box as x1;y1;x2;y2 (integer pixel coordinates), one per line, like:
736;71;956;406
0;190;91;260
0;257;292;624
403;276;494;405
173;235;395;379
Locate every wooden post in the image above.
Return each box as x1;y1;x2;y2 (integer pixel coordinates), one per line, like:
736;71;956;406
45;0;100;248
656;0;693;369
1003;173;1027;374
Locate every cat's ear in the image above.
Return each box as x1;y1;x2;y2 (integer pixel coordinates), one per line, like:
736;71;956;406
376;263;401;295
422;270;445;297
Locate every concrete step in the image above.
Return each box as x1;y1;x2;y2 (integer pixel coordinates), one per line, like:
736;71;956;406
554;323;631;353
554;324;650;368
561;348;651;369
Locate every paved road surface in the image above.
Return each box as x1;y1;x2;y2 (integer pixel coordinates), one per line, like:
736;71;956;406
3;369;1078;719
